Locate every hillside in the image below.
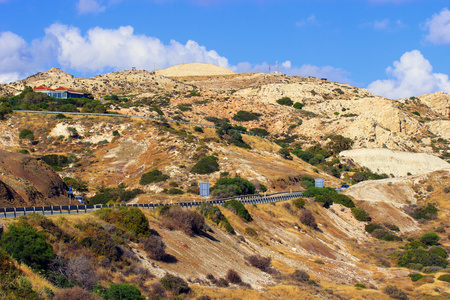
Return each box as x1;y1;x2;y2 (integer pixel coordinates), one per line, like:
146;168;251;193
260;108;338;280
0;64;449;299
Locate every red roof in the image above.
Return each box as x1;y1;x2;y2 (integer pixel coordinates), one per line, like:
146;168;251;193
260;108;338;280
54;86;76;91
33;85;52;90
33;86;77;92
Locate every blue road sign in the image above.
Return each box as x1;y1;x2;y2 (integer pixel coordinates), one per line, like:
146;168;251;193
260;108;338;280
199;182;210;197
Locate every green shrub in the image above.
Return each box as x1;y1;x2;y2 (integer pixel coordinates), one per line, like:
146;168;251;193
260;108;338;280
18;149;29;154
55;113;67;119
229;131;251;149
190;156;219;174
303;187;337;197
292;198;306;209
160;273;190;295
428;246;447;258
291;269;309;282
41;154;69;169
331;194;355;208
211;176;255;198
315;194;333;208
365;223;384;234
383;285;408;300
194;126;204;133
199;203;234;234
95;206;150;237
410;203;438;220
0;224;55;271
166;188;184;195
19;129;34;140
140;169;170;185
249;128;270;136
245;227;258;237
276;97;294;106
351;207;371;222
106;283;144;300
293;102;304;109
398;249;448;268
232;110;261;121
419;232;440;246
224;199;252;222
79;230;120;261
408;273;427;282
438;274;450;283
354;283;366;289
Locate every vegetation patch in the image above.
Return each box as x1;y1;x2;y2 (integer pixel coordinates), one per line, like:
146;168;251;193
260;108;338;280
190;155;219;174
438;274;450;283
232;110;261;121
409;273;426;282
245;255;272;272
292;197;306;209
276;97;294;106
160;273;190;295
211;176;255;198
351;207;371;222
139;169;170;185
95;206;150;237
398;248;448;269
88;186;143;205
161;206;205;236
249;127;270;136
199;203;234;234
223;199;252;222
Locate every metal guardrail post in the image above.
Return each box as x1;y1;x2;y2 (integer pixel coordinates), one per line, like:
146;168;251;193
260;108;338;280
60;206;62;214
23;207;26;216
42;206;45;215
3;208;6;218
76;205;79;213
51;206;53;215
14;208;16;218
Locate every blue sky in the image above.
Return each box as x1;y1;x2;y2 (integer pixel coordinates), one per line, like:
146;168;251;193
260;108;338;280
0;0;449;99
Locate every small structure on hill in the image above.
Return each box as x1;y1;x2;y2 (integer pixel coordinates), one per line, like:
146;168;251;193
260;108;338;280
33;86;86;99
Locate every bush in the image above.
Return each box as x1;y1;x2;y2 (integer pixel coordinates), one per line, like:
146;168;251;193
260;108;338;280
162;206;204;236
249;128;269;136
383;285;408;300
398;249;448;268
211;176;255;198
331;194;355;208
19;128;34;140
291;269;309;282
293;102;304;109
142;235;166;261
225;269;242;284
279;148;292;159
139;169;170;185
190;156;219;174
246;255;271;272
303;187;337;197
160;273;190;295
198;203;234;234
351;207;371;222
419;232;440;246
54;287;102;300
0;224;55;271
292;198;306;209
365;223;384;234
79;229;121;261
224;200;252;222
166;188;184;195
41;154;69;170
194;126;204;133
95;207;150;237
232;110;261;121
299;209;317;229
315;194;333;208
276;97;294;106
409;203;438;220
409;273;426;282
438;274;450;283
106;283;144;300
244;227;258;237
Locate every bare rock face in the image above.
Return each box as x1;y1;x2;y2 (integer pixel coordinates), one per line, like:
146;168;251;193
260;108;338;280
0;150;69;207
418;91;450;118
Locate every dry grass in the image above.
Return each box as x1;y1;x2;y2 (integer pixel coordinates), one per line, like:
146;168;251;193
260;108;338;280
19;263;58;293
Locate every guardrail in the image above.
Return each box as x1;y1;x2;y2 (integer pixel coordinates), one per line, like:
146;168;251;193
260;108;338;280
13;110;268;139
0;191;303;219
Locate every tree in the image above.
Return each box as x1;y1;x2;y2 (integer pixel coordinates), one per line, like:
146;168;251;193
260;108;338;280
0;224;55;271
106;283;144;300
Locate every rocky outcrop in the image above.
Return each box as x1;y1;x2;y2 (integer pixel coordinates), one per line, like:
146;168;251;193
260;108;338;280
0;150;69;207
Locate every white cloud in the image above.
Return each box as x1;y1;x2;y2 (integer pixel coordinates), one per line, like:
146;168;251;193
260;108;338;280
367;50;450;99
424;8;450;45
77;0;106;14
296;14;319;27
44;24;229;72
0;31;42;83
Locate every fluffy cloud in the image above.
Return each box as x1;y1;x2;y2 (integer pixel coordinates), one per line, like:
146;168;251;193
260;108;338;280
77;0;106;14
0;31;40;83
424;8;450;45
44;24;229;72
367;50;450;99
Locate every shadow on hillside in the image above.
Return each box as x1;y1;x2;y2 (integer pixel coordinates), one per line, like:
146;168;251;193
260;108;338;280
162;254;178;264
201;231;220;242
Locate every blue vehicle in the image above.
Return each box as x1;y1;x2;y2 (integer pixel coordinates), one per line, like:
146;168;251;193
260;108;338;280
74;196;84;204
340;184;350;191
